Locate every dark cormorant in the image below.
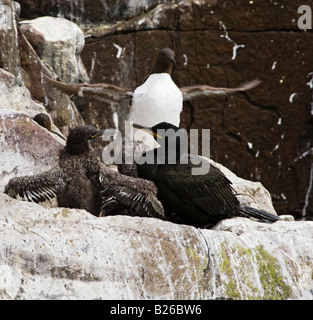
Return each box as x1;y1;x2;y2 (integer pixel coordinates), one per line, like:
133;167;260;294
133;122;280;227
4;125;164;219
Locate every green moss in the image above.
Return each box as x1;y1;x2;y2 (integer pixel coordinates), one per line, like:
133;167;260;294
224;278;241;299
186;246;199;260
218;243;292;300
236;243;253;259
219;244;232;275
219;244;241;299
255;245;292;300
246;281;262;300
17;118;32;136
185;246;208;280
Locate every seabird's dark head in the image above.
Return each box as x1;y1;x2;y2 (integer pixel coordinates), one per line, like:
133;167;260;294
133;122;187;163
33;113;52;131
33;113;66;141
151;48;176;74
66;125;104;155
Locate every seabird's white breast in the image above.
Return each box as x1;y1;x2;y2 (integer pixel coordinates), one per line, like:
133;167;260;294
128;73;182;148
129;73;183;127
128;73;183;148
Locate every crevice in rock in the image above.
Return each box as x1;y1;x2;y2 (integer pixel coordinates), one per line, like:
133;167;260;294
196;228;211;278
241;91;281;119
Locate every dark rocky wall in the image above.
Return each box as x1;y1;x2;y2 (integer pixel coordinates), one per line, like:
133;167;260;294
16;0;313;220
18;0;169;25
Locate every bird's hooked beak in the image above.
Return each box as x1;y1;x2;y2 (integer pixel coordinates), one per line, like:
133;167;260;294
90;130;104;139
133;124;162;139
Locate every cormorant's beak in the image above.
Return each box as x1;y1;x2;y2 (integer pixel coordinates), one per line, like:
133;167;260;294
90;130;104;139
133;124;162;139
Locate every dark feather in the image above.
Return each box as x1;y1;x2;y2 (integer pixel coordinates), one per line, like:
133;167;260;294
4;167;67;203
43;74;133;104
238;206;280;222
180;79;261;101
138;154;279;226
150;156;238;220
99;169;164;219
4;125;165;219
44;74;260;105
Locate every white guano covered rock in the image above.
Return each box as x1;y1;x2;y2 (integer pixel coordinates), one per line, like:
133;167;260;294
0;192;313;300
0;1;20;77
19;16;89;83
0;109;63;192
0;68;46;116
210;159;277;215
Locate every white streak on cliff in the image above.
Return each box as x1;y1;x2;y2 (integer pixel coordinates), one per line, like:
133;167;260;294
289;93;297;103
302;164;313;219
113;44;123;59
219;21;245;60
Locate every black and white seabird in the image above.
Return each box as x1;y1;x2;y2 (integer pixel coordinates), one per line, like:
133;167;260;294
4;125;164;219
133;122;280;227
128;48;181;146
43;48;260;142
129;48;182;128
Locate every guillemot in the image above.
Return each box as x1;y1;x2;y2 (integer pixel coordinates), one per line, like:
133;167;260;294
43;47;260;148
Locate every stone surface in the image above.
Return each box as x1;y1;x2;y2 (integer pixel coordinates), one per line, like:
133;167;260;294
0;109;64;192
0;192;312;300
0;60;83;138
209;159;276;215
0;0;86;136
0;0;20;77
0;67;46;116
17;0;170;26
17;29;85;136
20;16;89;83
208;217;313;299
0;1;85;137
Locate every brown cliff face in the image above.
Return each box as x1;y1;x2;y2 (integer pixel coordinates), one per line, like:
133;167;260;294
17;0;313;220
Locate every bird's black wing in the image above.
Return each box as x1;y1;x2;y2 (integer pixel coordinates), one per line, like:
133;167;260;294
43;74;133;104
159;160;238;217
99;169;164;219
4;167;67;203
180;79;261;101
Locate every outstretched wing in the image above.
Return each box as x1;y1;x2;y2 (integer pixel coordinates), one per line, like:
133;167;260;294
180;79;261;101
43;74;133;104
4;167;67;203
99;169;164;219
